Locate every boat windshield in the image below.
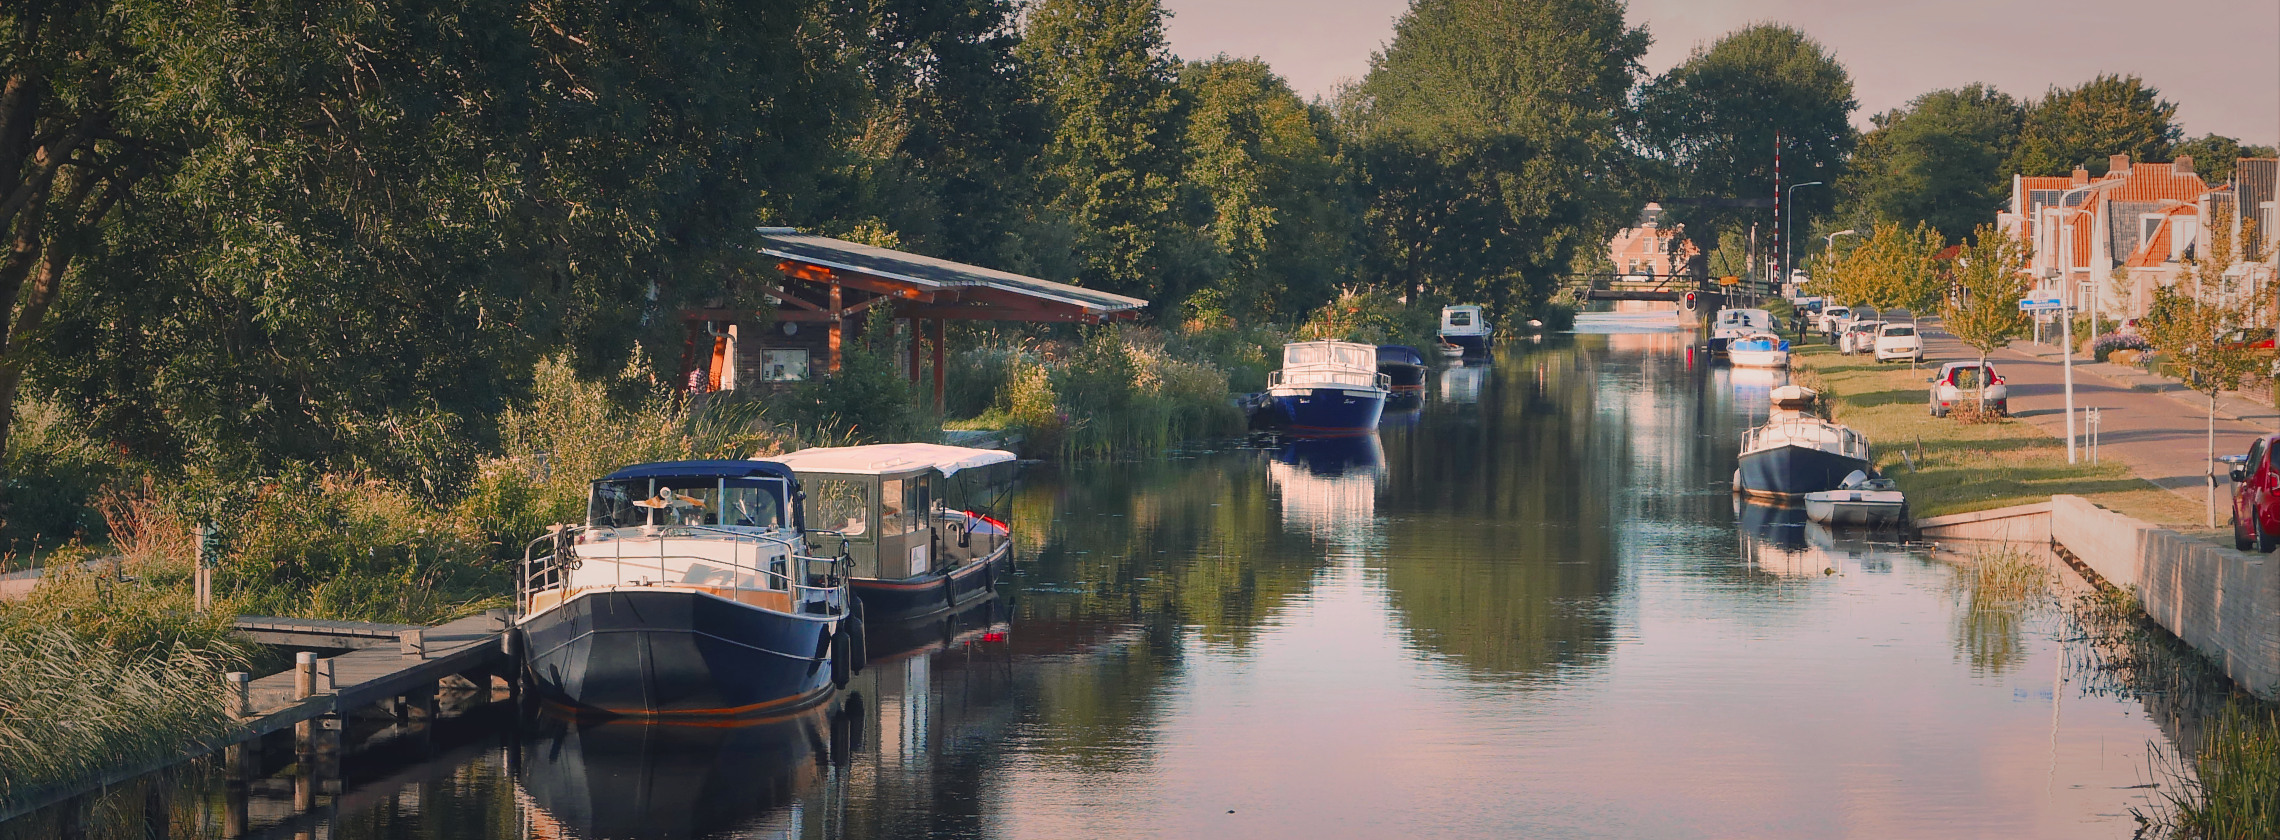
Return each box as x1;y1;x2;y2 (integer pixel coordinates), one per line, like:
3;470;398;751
588;476;789;530
1285;342;1373;370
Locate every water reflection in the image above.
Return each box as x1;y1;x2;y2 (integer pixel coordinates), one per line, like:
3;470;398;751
517;717;825;839
1267;436;1384;551
1437;363;1485;405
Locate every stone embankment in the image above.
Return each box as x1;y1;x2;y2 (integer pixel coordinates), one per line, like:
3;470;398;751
1920;496;2280;700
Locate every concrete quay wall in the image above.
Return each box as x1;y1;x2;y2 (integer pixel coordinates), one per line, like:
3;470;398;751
2048;495;2280;700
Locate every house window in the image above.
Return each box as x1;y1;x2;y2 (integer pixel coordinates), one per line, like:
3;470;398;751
761;348;809;382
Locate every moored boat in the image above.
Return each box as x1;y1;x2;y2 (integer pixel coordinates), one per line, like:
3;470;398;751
769;443;1019;624
518;460;855;719
1727;331;1790;369
1707;308;1773;355
1439;305;1492;355
1805;471;1906;525
1250;340;1390;437
1735;385;1872;500
1377;345;1427;391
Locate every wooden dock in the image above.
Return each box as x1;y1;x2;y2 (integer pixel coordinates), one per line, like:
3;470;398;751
0;612;517;824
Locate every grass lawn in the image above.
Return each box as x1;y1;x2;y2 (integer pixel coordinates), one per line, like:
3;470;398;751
1791;343;2206;529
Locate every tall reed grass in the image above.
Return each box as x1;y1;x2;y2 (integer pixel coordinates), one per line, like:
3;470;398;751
2147;699;2280;839
0;623;238;813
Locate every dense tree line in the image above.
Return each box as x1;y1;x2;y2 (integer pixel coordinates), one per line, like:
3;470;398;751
1;0;2263;528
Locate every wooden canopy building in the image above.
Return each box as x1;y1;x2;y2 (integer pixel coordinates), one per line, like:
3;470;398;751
680;228;1149;407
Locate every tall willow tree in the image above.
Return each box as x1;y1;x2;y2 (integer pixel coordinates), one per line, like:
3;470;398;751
1178;58;1355;320
1018;0;1187;300
1347;0;1649;314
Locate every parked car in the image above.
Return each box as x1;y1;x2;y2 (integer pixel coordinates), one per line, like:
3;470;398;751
1929;361;2007;417
1817;306;1852;336
2219;328;2277;352
2228;437;2280;551
1840;320;1885;355
1873;322;1923;363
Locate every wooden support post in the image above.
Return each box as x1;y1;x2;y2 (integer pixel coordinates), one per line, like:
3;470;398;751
898;317;916;385
318;658;335;693
931;317;946;414
294;651;316;699
193;523;216;613
224;672;251;718
828;280;844;374
221;781;248;839
399;628;425;659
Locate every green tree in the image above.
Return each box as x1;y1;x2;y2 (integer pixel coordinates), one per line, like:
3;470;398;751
1347;0;1648;314
2141;207;2262;528
1823;221;1947;319
1637;24;1857;265
1177;57;1355;319
35;0;861;487
1939;224;2032;412
2007;74;2180;177
1018;0;1187;300
2170;134;2280;185
1836;85;2023;243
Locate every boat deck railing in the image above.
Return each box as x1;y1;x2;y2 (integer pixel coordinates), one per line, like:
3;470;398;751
520;525;851;617
1269;368;1393;391
1742;417;1870;461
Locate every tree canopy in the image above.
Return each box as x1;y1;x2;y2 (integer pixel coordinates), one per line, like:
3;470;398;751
1836;85;2022;243
2007;74;2180;177
1637;24;1857;259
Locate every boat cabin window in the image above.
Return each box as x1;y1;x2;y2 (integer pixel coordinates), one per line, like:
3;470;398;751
587;477;789;529
1285;342;1372;370
803;477;873;540
1447;310;1472;326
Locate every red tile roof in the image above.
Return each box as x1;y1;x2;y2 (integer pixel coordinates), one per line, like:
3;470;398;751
2105;162;2210;203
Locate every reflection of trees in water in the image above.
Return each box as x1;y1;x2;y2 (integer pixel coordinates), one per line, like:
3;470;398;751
1377;343;1617;682
1009;455;1332;650
2057;586;2234;762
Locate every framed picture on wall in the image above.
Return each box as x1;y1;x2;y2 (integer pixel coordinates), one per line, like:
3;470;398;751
761;348;809;382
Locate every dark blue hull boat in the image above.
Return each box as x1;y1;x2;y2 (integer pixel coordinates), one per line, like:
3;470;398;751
1736;444;1870;499
1256;386;1387;437
523;588;841;718
851;544;1011;623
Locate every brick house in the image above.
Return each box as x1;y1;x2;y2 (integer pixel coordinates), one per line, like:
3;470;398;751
1606;204;1700;279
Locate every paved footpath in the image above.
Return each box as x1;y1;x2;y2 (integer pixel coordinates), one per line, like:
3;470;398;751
1909;323;2267;503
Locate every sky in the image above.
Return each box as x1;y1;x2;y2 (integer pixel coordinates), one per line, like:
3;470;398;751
1160;0;2280;146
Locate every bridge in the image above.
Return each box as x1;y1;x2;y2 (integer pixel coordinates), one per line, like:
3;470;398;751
1559;273;1775;306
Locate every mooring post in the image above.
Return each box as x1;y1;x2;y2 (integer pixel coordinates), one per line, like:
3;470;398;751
224;672;251;718
221;782;248;839
399;628;426;659
193;523;216;613
317;657;336;693
294;652;316;699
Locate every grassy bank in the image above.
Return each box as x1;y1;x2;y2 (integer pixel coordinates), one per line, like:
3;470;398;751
1790;343;2201;526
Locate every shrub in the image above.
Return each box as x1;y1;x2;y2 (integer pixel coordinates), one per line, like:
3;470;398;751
2087;332;2151;362
788;309;934;444
2;400;123;556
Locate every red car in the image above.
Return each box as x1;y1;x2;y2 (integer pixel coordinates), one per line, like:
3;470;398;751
2228;435;2280;551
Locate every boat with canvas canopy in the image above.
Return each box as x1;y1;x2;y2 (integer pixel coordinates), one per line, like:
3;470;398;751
768;443;1019;624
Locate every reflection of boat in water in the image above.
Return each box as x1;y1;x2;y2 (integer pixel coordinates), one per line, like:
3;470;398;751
1737;499;1872;577
518;460;854;719
1381;391;1424;425
1268;436;1385;547
769;443;1018;624
1439;363;1486;405
1736;385;1871;500
516;713;839;840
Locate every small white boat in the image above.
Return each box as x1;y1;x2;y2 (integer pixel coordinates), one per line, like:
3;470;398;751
1805;470;1905;525
1727;332;1790;369
1436;342;1466;358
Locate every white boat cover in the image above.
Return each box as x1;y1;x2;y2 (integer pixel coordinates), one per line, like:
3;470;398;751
1768;384;1817;406
764;443;1016;476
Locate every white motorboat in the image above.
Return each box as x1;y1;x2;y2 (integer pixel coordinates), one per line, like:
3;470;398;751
1727;331;1790;369
1708;308;1773;354
1805;470;1906;525
1438;305;1492;355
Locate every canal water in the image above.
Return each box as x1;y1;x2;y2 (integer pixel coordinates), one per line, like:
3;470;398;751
18;313;2228;839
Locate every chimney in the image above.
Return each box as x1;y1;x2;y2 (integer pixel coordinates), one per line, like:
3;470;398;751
2071;166;2090;187
2109;154;2131;176
2173;155;2194;176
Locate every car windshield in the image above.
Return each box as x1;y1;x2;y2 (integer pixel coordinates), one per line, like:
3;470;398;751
1882;326;1915;337
1850;323;1878;332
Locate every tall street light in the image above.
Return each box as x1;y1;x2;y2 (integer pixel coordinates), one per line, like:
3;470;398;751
1784;181;1824;298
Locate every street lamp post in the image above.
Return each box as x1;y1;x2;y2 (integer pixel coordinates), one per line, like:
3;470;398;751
1784;181;1824;299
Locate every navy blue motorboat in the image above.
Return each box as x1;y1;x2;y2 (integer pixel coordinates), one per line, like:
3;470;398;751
1251;340;1390;437
770;443;1019;624
517;460;857;719
1376;345;1427;392
1734;385;1873;499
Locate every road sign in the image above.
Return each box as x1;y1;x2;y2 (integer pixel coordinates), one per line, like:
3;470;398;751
2019;293;2064;312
